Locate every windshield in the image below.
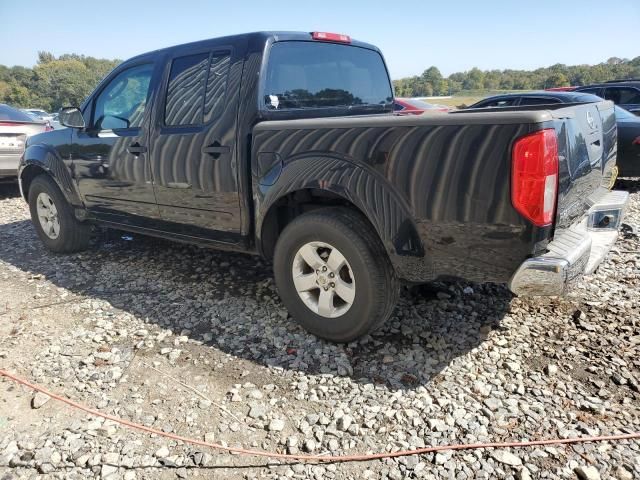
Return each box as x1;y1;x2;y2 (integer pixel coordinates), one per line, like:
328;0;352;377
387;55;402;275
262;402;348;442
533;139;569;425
264;41;393;111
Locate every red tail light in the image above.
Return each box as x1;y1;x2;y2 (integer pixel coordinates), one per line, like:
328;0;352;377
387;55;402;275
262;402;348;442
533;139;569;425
633;136;640;145
0;121;22;126
311;31;351;43
511;128;559;227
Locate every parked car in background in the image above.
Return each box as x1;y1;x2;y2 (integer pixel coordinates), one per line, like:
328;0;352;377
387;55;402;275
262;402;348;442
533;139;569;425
467;91;602;109
467;91;640;177
394;98;450;115
574;80;640;116
545;86;577;92
22;109;54;123
615;105;640;177
0;104;51;181
18;31;628;342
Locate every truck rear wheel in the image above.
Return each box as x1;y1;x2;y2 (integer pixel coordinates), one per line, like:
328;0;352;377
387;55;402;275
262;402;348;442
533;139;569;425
27;174;90;253
273;208;399;342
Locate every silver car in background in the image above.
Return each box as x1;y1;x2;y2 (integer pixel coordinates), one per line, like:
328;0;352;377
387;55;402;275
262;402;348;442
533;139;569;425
22;108;54;123
1;104;50;180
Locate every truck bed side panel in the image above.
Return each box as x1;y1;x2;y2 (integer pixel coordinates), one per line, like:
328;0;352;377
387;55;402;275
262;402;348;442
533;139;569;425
253;118;550;283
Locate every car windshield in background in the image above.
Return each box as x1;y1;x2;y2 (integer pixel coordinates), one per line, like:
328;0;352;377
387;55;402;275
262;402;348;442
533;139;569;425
264;41;392;111
574;94;603;103
0;104;37;122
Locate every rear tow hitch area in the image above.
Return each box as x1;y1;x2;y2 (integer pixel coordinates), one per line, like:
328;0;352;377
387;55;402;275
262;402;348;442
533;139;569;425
509;189;629;296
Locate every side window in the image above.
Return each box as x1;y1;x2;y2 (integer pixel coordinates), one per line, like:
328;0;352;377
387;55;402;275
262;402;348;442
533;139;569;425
164;51;231;126
164;53;209;126
479;98;516;108
604;87;640;104
93;64;153;130
204;53;231;123
394;102;405;111
519;97;561;106
578;87;601;96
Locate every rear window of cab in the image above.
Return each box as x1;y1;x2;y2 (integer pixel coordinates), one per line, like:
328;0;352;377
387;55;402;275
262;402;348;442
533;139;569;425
263;41;393;111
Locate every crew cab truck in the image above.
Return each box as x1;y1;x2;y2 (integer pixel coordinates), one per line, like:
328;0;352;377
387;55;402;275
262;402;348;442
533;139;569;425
19;31;629;342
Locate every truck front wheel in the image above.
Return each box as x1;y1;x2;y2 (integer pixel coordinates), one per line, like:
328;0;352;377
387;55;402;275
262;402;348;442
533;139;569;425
27;174;91;253
273;208;399;342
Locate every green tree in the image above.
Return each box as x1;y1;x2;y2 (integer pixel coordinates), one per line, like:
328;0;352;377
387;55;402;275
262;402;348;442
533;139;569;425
545;72;569;88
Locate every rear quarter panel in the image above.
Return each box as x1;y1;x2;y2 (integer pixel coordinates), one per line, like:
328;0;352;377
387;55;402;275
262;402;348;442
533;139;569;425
253;114;554;283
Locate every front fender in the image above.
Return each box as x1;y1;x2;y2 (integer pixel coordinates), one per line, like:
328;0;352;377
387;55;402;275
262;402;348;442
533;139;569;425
256;155;426;279
20;142;82;207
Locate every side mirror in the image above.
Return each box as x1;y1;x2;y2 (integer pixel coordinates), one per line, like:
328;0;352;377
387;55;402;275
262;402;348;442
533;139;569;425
59;107;86;129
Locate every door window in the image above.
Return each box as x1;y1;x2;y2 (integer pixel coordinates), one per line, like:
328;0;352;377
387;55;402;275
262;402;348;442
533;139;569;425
577;87;601;96
93;64;153;130
164;53;209;126
604;87;640;105
164;52;231;126
518;97;562;106
476;98;517;108
204;54;231;123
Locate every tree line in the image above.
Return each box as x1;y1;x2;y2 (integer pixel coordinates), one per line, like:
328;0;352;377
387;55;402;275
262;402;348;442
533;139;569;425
393;57;640;97
1;52;640;111
0;51;120;111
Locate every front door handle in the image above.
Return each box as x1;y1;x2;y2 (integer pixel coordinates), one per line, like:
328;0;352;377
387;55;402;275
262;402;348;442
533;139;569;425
127;143;147;156
202;142;230;159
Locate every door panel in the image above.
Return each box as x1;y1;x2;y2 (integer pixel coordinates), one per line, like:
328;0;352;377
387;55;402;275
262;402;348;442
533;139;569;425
73;62;159;221
150;46;243;235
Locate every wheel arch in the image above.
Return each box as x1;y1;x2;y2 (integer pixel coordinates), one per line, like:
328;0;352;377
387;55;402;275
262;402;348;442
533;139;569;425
20;145;83;208
256;156;424;269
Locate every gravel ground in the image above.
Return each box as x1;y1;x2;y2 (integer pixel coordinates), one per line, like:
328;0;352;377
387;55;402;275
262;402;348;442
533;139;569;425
0;180;638;480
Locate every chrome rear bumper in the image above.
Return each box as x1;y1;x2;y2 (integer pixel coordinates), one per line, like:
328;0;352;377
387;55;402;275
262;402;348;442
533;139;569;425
509;189;629;296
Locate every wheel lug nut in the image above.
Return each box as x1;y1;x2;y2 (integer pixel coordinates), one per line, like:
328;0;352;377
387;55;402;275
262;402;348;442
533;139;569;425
330;282;335;288
322;266;327;272
329;272;335;278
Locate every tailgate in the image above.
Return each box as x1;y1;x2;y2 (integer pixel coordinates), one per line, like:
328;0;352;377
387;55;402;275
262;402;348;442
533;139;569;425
553;100;617;231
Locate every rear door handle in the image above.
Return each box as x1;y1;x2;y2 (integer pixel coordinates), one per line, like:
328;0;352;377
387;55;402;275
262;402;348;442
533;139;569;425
127;143;147;156
202;142;230;159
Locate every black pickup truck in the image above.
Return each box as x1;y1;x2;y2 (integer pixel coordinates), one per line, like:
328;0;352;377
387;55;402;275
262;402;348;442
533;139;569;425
19;31;629;342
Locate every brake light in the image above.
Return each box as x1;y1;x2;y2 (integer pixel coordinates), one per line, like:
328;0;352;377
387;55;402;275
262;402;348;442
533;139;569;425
0;122;22;126
511;128;559;227
311;31;351;43
633;136;640;145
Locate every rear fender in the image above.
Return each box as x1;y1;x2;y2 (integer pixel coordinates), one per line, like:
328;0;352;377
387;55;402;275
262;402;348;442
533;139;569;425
256;155;424;271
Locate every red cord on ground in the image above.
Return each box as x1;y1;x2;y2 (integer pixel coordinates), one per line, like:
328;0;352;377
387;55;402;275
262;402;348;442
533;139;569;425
1;369;638;463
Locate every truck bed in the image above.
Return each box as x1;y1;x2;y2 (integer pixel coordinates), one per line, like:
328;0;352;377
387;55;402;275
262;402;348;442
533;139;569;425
252;101;617;284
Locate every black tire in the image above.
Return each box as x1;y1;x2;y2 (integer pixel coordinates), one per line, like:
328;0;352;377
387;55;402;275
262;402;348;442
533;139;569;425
273;207;399;342
27;174;90;253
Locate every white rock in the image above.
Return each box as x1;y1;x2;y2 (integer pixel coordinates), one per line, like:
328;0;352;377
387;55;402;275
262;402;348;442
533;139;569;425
491;450;522;467
154;446;170;458
574;466;601;480
268;419;285;431
101;464;118;478
31;392;51;409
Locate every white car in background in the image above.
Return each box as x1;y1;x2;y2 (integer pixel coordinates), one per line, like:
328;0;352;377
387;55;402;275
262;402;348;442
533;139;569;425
22;108;55;123
1;104;51;180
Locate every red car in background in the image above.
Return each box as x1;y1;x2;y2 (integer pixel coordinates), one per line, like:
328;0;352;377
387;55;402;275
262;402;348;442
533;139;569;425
394;98;450;115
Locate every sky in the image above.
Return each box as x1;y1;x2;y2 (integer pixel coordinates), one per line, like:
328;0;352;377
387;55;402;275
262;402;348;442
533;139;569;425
1;0;639;79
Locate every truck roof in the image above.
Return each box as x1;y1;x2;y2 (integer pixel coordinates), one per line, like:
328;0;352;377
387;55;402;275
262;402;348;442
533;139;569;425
126;31;382;63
